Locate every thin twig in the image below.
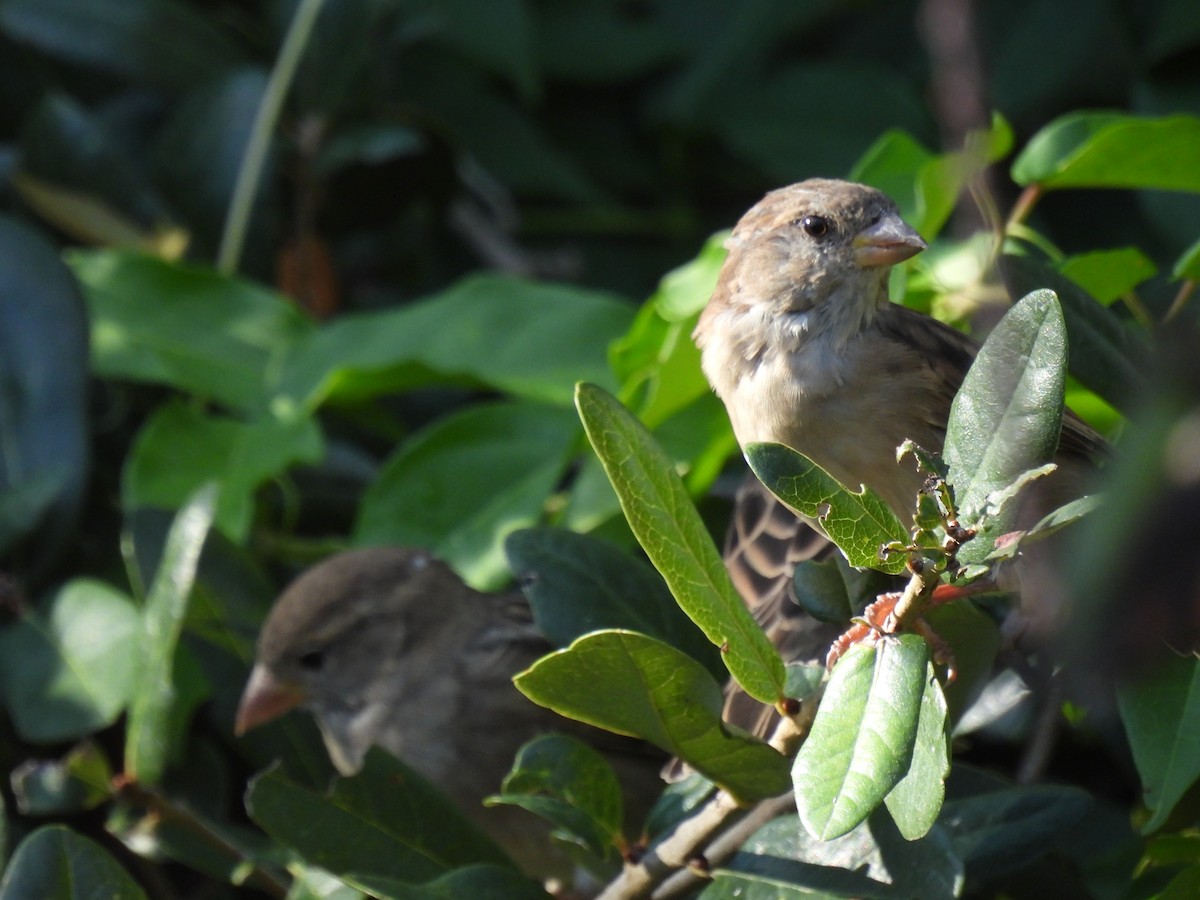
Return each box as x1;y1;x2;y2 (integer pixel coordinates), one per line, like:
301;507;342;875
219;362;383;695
1164;279;1197;323
1005;183;1044;232
217;0;326;274
114;778;290;898
598;690;823;899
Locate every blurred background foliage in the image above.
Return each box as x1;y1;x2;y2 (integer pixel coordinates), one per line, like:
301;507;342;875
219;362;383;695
1;0;1200;897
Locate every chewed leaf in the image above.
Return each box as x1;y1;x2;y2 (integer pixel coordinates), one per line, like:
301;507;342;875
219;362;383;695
746;442;909;575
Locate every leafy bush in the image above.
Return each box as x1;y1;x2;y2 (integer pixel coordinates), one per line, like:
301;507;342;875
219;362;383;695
2;1;1200;898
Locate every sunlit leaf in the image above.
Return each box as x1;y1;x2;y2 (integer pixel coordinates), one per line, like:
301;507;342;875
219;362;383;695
575;383;785;703
794;635;929;840
1012;112;1200;191
744;443;908;575
516;630;789;803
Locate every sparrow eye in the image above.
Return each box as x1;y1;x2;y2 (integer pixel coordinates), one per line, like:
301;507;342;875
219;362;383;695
297;648;326;671
797;215;830;238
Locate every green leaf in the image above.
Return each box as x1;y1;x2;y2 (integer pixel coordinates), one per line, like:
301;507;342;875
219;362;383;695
884;663;950;840
355;401;578;591
575;384;785;704
0;0;245;91
0;579;140;743
0;217;90;564
1059;248;1157;305
280;275;632;410
515;630;790;803
246;751;511;882
351;866;547;900
125;483;216;786
1012;112;1200;191
151;68;273;259
430;0;537;98
791;553;896;625
943;289;1067;560
1117;654;1200;833
122;402;323;542
0;825;147;899
704;810;963;899
1174;235;1200;281
487;734;624;858
923;602;1002;725
1000;254;1149;414
793;635;929;840
504;526;723;679
610;232;725;427
939;783;1092;876
851;115;1011;242
69;249;313;414
744;442;909;575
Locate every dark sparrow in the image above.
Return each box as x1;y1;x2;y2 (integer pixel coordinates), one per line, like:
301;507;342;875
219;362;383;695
235;547;661;877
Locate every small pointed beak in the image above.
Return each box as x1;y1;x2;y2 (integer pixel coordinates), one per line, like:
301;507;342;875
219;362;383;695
853;213;926;267
235;664;307;735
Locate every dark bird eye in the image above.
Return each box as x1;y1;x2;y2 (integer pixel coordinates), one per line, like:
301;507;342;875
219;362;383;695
796;215;830;238
297;648;326;671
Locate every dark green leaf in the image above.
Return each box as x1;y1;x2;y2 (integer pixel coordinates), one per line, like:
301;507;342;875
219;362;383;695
487;734;623;858
351;865;547;900
794;636;929;840
884;663;950;840
504;527;723;679
923;602;1002;724
1117;654;1200;833
16;94;174;241
0;825;147;899
575;383;785;704
536;1;678;81
705;810;962;899
0;0;245;90
745;443;908;575
427;0;537;98
280;275;632;410
515;630;790;803
356;401;577;591
792;554;895;625
705;62;927;182
1012;112;1200;191
246;751;511;881
123;402;323;542
151;68;274;259
125;484;216;786
0;580;140;743
939;784;1092;876
1000;254;1149;414
0;217;89;566
943;289;1067;560
316;123;426;176
69;249;313;414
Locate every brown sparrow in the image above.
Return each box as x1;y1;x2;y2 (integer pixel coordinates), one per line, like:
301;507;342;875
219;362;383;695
694;179;1104;525
696;180;1110;691
235;547;662;876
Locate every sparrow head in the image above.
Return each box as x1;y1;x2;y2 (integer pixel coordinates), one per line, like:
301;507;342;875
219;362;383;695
235;547;455;774
700;179;927;353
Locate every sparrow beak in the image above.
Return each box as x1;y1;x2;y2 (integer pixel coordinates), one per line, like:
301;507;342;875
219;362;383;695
235;664;307;735
853;213;927;267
